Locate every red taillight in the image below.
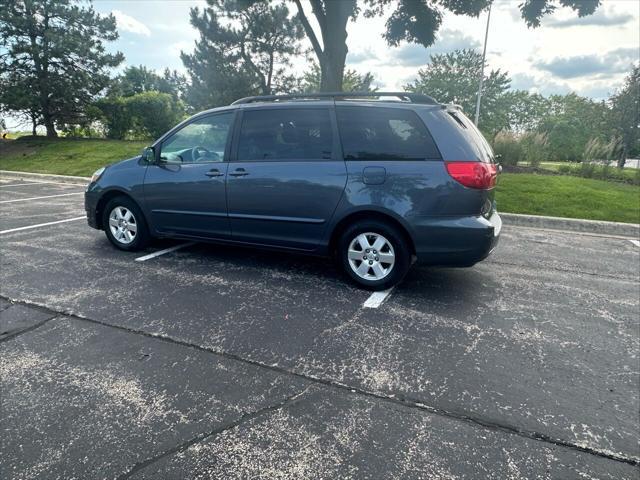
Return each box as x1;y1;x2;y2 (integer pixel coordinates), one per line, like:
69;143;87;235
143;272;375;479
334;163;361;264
445;161;498;189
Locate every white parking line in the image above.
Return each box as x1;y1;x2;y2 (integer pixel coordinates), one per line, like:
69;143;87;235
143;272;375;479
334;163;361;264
0;192;84;204
0;182;54;188
135;242;196;262
363;288;394;309
629;239;640;247
0;177;89;188
0;216;85;234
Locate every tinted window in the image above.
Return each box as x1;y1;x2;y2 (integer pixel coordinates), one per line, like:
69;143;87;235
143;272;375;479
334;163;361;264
160;113;233;164
448;109;494;163
337;106;440;160
238;108;333;161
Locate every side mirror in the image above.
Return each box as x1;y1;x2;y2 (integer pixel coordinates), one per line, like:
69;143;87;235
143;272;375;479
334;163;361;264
141;146;156;164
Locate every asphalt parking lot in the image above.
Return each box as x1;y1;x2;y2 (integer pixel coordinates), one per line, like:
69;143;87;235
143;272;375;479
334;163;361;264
1;176;639;479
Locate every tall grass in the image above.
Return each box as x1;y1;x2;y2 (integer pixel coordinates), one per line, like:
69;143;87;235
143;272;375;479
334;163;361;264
492;131;548;167
493;131;524;166
520;132;548;168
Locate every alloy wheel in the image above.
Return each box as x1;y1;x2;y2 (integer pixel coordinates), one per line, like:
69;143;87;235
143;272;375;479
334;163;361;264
347;232;395;281
108;206;137;245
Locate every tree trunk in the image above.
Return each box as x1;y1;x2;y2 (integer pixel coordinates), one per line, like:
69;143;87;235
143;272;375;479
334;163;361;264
43;114;57;137
617;143;627;169
319;49;346;92
31;116;37;136
318;1;354;92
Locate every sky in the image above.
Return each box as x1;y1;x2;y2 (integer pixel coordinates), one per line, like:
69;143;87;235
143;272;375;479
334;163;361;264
92;0;639;101
5;0;640;129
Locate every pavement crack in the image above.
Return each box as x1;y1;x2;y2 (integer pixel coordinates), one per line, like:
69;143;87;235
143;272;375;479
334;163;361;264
390;394;640;468
2;294;638;468
0;310;58;343
115;385;313;480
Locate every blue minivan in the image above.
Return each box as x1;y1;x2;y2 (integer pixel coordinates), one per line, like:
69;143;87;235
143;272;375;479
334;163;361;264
85;92;501;290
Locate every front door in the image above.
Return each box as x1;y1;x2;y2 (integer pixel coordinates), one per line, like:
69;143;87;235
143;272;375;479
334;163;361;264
143;112;234;239
226;107;347;251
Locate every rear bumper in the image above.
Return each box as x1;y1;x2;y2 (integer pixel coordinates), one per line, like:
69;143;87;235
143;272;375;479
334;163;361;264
412;211;501;267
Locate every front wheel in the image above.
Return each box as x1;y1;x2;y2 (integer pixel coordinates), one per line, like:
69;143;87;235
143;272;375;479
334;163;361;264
337;220;411;290
103;196;150;251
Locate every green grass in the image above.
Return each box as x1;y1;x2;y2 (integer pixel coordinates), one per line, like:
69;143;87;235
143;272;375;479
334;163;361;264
1;138;638;224
0;137;147;176
496;173;640;224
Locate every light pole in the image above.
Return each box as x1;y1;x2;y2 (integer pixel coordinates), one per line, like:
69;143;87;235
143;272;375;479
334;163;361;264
474;3;492;126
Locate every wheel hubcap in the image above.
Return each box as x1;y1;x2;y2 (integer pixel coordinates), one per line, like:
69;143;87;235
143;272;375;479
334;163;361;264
347;232;395;281
108;206;137;245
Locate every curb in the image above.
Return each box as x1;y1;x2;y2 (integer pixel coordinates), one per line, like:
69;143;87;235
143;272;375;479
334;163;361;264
0;170;90;185
1;170;638;238
501;212;639;239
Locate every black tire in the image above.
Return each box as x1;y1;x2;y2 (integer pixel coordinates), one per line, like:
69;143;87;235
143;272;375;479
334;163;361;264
337;219;411;290
102;196;150;251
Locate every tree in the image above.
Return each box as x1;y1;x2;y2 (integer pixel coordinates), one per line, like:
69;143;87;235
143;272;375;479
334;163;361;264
96;65;188;139
108;65;187;100
182;0;303;109
0;74;42;135
502;90;549;133
0;0;123;137
609;64;640;167
406;49;510;137
536;93;612;161
298;61;376;93
288;0;599;92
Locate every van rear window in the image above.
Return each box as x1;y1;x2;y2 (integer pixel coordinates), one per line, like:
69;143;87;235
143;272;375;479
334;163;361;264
336;106;441;160
447;109;495;163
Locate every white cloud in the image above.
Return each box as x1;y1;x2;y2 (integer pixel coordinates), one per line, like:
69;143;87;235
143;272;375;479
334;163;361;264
113;10;151;37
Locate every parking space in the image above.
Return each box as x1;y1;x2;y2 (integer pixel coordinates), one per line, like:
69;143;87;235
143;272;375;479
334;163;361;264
0;180;86;233
1;182;639;478
0;178;85;200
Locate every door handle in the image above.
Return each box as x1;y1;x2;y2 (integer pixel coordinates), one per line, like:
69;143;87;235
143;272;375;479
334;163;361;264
229;168;249;177
205;169;224;177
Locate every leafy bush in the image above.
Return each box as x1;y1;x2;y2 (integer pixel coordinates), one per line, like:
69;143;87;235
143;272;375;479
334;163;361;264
95;91;186;140
126;91;186;139
579;159;597;178
492;131;524;166
94;97;134;140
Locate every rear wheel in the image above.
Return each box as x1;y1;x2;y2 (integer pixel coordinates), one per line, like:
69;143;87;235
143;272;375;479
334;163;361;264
337;220;411;290
103;196;150;251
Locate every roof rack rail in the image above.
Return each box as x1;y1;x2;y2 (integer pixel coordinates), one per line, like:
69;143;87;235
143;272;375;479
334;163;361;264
231;91;438;105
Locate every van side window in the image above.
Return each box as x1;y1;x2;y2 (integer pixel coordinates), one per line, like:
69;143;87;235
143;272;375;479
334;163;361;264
160;113;233;164
336;106;440;160
238;108;333;161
